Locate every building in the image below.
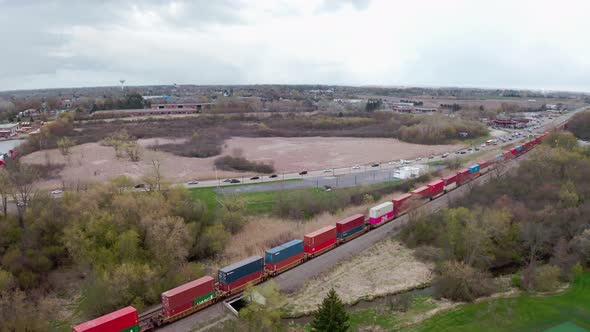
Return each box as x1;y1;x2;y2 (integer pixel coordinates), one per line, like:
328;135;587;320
92;102;214;119
0;123;20;138
150;103;213;111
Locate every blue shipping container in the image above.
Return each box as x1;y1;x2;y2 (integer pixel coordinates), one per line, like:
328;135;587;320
516;145;523;152
469;164;480;174
265;240;304;264
496;153;503;160
337;225;365;239
219;256;264;284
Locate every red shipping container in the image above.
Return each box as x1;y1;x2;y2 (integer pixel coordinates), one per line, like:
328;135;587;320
443;174;457;185
265;252;304;273
457;169;471;184
163;302;192;318
427;180;444;198
162;276;215;313
218;270;264;292
510;147;518;155
73;306;137;332
304;226;337;248
305;237;337;254
393;193;413;216
411;186;430;198
336;214;365;233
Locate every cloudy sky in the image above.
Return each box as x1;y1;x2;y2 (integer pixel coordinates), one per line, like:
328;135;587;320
1;0;590;92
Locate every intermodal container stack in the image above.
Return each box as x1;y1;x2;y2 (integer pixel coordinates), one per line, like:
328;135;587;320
510;147;518;156
442;174;458;192
411;186;430;200
516;145;523;152
469;164;480;175
457;169;472;184
393;193;413;216
368;202;394;225
336;214;365;240
161;276;216;318
265;240;304;273
503;150;513;160
73;306;138;332
304;226;337;255
219;256;264;292
427;180;444;198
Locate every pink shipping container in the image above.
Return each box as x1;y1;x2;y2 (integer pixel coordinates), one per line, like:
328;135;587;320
162;276;215;317
73;306;137;332
336;214;365;233
368;202;394;225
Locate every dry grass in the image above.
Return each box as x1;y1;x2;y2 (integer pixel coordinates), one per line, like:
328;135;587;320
284;239;434;316
218;194;401;267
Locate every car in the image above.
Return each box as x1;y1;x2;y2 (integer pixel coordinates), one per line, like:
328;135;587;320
230;179;240;184
51;189;63;195
475;147;480;151
269;174;278;178
299;170;308;175
403;160;412;164
388;161;396;165
187;180;199;185
134;184;145;189
323;169;332;173
351;165;361;170
442;153;449;158
455;151;461;154
481;143;486;147
222;179;232;183
250;176;260;180
416;157;422;161
428;155;434;159
467;148;473;151
371;163;380;167
460;150;466;154
323;185;332;192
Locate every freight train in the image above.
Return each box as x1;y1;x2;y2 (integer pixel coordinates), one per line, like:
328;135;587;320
73;128;560;332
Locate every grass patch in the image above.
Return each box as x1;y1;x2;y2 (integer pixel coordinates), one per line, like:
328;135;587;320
346;296;437;331
406;272;590;332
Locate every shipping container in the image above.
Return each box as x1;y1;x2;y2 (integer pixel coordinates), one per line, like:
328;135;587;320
304;226;337;254
411;186;430;200
337;224;366;240
368;202;394;225
161;276;215;317
265;240;304;264
469;164;480;174
457;169;472;184
443;174;458;192
393;193;413;216
496;153;504;161
336;214;365;233
265;252;304;273
516;145;523;152
219;256;264;292
73;306;138;332
427;180;444;198
510;147;518;155
219;270;264;292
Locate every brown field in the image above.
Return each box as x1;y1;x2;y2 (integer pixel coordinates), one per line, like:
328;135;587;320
21;137;461;189
284;239;434;316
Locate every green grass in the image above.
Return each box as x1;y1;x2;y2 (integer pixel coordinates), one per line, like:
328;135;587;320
405;272;590;332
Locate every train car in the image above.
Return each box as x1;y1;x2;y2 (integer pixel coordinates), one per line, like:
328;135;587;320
479;161;492;174
265;240;304;275
336;214;366;242
411;186;430;201
73;306;138;332
161;276;216;319
304;226;337;257
516;145;523;153
442;174;458;192
368;202;394;226
218;256;264;294
510;147;518;156
457;169;472;185
393;193;413;216
468;164;481;177
427;180;445;199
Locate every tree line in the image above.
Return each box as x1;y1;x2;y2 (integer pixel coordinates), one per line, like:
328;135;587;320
400;131;590;302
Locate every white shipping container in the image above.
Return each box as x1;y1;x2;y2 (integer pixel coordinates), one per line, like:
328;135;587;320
444;182;457;192
369;202;393;218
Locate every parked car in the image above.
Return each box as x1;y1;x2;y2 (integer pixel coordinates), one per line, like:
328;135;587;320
460;150;466;154
475;147;480;151
323;185;332;192
230;179;240;184
268;174;278;178
250;176;260;180
299;170;308;175
187;180;199;185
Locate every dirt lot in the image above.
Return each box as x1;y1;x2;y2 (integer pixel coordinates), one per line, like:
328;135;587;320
284;239;433;316
21;137;461;189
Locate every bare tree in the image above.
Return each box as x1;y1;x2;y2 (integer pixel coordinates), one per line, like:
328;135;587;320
142;160;167;192
6;162;39;228
0;169;13;217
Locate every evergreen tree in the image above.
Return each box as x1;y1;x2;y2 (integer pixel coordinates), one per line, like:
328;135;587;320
310;288;350;332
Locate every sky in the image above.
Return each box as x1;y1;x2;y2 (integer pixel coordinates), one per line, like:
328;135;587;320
1;0;590;92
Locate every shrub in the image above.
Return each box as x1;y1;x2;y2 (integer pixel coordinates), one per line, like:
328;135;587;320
413;245;445;262
511;275;522;289
568;110;590;140
433;261;497;302
532;265;561;292
214;156;275;174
